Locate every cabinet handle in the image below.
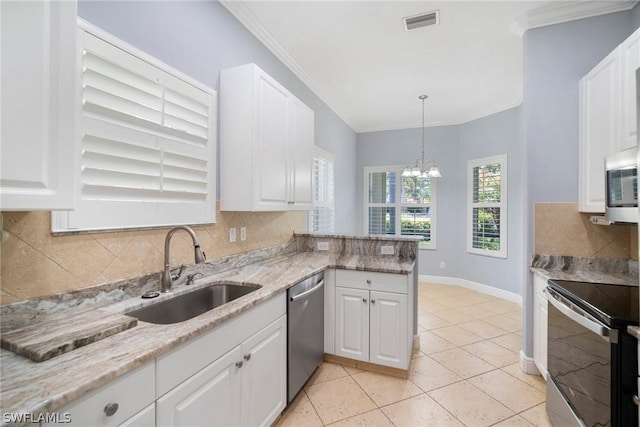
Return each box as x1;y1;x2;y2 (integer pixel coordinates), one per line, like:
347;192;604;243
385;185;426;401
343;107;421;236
244;353;251;362
371;299;376;304
362;298;367;303
236;361;244;368
104;403;119;417
366;280;372;285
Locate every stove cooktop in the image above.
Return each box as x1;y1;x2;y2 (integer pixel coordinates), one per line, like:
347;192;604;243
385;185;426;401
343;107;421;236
548;279;639;328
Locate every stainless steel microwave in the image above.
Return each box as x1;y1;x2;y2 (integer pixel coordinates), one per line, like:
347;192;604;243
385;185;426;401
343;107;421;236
605;147;638;223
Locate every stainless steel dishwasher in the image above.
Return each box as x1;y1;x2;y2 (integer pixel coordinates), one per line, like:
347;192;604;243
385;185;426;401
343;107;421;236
287;271;324;402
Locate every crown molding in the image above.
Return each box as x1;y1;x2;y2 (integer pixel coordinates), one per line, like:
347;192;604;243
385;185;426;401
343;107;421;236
220;1;359;132
525;0;637;30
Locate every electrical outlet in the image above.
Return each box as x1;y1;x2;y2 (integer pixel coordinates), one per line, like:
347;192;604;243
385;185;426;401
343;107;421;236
440;261;445;269
380;245;395;255
317;241;330;251
229;227;236;243
240;226;247;241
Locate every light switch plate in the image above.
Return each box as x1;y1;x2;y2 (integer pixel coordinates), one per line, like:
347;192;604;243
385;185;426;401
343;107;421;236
380;245;395;255
229;227;236;243
240;226;246;241
317;241;330;251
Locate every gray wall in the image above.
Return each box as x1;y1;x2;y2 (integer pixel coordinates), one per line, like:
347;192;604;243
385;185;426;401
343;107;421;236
357;107;523;294
521;9;639;356
78;0;358;234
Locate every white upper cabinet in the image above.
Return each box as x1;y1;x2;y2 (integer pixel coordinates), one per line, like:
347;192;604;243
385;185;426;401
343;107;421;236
220;63;314;211
620;28;640;150
579;27;640;213
0;0;78;210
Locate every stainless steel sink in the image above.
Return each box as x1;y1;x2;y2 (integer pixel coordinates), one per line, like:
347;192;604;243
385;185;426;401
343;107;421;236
127;283;261;324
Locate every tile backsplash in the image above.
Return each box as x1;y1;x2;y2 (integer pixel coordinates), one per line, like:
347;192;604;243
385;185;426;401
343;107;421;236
0;204;306;304
534;202;638;260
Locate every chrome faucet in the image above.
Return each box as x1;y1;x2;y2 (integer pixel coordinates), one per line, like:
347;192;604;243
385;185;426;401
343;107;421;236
162;225;206;292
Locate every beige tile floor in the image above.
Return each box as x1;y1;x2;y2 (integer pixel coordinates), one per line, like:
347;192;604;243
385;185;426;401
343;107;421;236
277;282;553;427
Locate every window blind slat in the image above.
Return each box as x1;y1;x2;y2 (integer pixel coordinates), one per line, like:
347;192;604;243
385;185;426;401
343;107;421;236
83;51;160;96
82;185;206;202
83;86;162;124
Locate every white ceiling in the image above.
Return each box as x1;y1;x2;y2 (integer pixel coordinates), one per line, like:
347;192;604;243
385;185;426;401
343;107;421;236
222;1;637;132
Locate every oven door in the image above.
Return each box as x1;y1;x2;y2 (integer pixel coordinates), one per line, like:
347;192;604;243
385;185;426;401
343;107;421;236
546;286;613;427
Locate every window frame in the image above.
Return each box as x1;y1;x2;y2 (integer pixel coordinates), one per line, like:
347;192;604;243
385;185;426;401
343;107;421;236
308;146;335;233
52;21;216;233
467;154;507;258
363;165;437;250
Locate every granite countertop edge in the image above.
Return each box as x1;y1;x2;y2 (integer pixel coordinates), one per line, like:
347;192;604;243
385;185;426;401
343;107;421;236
0;251;415;420
530;267;638;286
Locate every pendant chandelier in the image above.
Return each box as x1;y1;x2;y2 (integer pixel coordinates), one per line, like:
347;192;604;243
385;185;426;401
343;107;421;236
402;95;441;178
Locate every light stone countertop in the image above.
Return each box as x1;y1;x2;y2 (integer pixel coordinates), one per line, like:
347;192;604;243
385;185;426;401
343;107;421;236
0;250;415;423
530;254;638;287
628;326;640;340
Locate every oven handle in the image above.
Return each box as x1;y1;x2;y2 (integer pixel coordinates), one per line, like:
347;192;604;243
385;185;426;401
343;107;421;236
545;287;611;341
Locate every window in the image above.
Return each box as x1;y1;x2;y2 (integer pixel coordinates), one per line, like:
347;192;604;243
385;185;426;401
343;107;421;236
364;166;436;249
467;154;507;258
308;147;335;233
52;23;216;232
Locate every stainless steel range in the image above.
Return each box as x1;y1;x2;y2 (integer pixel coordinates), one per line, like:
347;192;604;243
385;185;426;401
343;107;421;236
546;279;639;427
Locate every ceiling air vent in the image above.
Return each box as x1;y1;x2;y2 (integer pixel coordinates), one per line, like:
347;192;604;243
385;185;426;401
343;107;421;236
403;10;440;31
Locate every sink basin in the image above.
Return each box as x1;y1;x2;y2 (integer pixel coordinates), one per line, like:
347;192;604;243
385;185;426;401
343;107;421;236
127;283;261;324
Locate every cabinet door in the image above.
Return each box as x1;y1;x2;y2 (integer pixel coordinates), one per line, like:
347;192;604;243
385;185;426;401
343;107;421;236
240;315;286;427
289;97;314;209
0;0;77;210
156;347;242;427
369;291;408;369
254;72;290;210
620;28;640;150
335;287;369;362
119;403;155;427
578;52;620;213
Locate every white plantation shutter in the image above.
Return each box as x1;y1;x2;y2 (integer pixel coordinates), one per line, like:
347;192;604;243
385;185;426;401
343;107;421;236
309;148;335;232
52;24;216;232
467;154;507;258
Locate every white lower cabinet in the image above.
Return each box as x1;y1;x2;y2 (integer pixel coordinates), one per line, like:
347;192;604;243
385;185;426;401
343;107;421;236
157;347;242;427
240;316;287;427
333;270;411;370
369;291;408;368
119;404;155;427
335;287;370;362
49;294;286;427
43;363;155;427
533;273;548;380
156;296;287;426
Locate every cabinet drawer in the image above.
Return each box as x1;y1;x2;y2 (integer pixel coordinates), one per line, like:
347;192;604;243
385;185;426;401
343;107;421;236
45;363;155;426
335;269;407;294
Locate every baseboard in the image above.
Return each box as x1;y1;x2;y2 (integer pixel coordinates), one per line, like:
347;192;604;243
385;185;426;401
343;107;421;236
420;274;523;306
519;350;540;375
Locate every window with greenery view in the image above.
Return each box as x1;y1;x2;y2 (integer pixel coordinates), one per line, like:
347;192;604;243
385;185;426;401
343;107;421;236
309;147;335;233
364;166;435;248
467;154;507;258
